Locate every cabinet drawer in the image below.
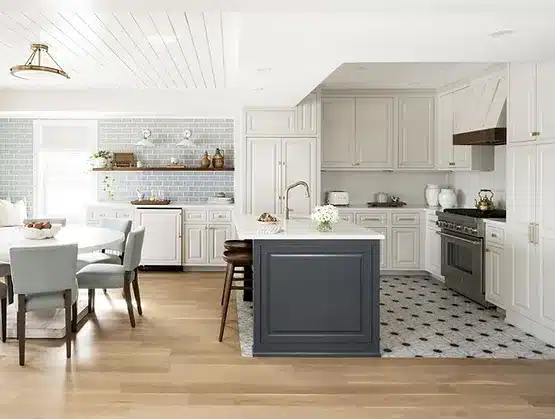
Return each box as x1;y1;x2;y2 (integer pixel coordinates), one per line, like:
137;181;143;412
89;209;116;219
184;210;207;223
392;212;420;226
339;212;355;223
115;210;132;219
486;225;505;246
356;212;388;226
208;210;232;222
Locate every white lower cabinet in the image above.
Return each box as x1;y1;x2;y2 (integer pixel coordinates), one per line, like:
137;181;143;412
426;226;442;278
374;227;388;269
207;224;232;265
135;209;182;266
391;227;420;269
184;224;208;265
485;244;504;309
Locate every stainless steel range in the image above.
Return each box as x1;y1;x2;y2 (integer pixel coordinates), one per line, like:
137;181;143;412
436;208;506;307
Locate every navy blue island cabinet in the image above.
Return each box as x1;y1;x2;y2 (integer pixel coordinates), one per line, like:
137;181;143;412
234;215;384;357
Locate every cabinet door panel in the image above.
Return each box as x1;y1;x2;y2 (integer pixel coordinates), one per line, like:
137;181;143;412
247;138;281;215
355;97;394;168
398;97;434;169
295;93;318;135
508;62;537;143
506;232;536;318
537;62;555;142
136;209;182;265
282;138;317;215
184;225;207;265
246;110;295;135
208;224;232;265
485;246;504;309
391;227;419;269
436;93;454;169
426;227;442;277
322;98;355;168
506;144;536;237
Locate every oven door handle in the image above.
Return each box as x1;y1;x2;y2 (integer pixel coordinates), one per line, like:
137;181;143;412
438;231;482;245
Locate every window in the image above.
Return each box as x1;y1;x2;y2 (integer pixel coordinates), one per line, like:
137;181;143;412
34;121;97;224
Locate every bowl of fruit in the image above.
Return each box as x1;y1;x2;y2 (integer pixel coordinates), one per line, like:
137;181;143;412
257;212;279;224
21;221;62;240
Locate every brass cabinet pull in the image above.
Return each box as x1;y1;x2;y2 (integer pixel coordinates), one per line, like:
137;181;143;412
530;131;540;136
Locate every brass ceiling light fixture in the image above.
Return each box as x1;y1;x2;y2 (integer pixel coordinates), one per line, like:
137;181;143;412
10;43;70;80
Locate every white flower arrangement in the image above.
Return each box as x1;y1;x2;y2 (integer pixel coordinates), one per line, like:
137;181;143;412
311;204;340;232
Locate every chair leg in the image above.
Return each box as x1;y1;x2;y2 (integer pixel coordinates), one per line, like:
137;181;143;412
88;289;95;313
131;268;142;316
71;302;78;333
6;275;13;305
123;278;136;328
103;289;107;294
218;262;235;342
221;263;232;306
64;290;72;359
1;297;6;343
17;294;26;366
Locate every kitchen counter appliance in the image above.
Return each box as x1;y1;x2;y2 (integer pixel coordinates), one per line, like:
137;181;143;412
326;191;349;206
436;208;506;307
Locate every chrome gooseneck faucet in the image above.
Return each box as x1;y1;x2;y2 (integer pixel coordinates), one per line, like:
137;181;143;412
284;181;311;219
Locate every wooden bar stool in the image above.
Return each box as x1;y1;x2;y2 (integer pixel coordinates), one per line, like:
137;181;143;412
221;240;253;305
219;250;253;342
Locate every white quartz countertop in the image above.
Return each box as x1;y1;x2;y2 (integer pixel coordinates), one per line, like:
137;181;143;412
89;201;234;209
483;218;506;226
234;214;385;240
337;204;433;211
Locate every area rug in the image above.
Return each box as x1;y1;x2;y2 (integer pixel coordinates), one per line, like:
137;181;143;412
235;276;555;359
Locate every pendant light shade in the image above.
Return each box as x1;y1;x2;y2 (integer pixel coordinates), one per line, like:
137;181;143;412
10;43;69;80
176;129;194;147
136;129;154;147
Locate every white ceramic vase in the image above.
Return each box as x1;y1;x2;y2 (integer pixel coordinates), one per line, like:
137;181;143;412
93;157;108;168
425;184;440;207
438;188;457;209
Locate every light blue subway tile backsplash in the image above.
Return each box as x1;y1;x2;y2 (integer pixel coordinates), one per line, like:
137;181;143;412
0;118;234;211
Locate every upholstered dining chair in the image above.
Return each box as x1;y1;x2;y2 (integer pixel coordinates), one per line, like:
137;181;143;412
76;227;145;328
9;243;78;366
23;218;67;226
0;263;13;306
0;279;7;343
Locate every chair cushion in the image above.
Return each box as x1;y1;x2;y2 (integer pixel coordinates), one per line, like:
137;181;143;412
76;263;126;289
25;279;78;311
76;252;121;271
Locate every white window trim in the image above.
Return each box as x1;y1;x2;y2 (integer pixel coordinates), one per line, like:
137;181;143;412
33;119;99;217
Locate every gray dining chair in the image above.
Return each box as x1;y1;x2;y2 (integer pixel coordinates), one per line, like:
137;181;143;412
9;243;78;366
76;218;132;299
23;218;67;226
0;263;12;306
0;280;7;343
76;227;145;328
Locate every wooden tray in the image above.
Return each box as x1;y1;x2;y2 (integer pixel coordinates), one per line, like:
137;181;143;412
367;201;407;207
131;199;171;205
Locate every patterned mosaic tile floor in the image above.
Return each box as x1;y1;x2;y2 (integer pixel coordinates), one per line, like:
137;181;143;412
236;275;555;359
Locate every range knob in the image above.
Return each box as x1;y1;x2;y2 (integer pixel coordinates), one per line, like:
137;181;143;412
471;228;478;235
463;226;470;233
455;225;462;230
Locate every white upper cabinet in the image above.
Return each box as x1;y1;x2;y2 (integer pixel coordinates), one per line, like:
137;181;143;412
245;109;295;136
536;62;555;143
508;62;537;143
355;97;394;169
295;93;318;135
397;96;434;169
282;138;317;215
322;97;356;168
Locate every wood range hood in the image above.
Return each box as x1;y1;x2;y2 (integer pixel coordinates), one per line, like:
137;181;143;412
453;127;507;146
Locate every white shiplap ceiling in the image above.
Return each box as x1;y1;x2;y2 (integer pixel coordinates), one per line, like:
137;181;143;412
0;12;238;89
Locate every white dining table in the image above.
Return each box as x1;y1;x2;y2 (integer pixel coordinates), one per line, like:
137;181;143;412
0;225;124;263
0;225;124;339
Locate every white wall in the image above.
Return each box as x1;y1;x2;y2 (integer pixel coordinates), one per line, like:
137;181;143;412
449;146;506;208
321;171;449;206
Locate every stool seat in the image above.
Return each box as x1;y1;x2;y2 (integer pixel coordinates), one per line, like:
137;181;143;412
224;240;252;252
223;250;252;265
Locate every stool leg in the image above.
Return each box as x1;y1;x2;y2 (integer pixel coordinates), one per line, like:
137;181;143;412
221;263;232;306
243;265;253;302
218;262;234;342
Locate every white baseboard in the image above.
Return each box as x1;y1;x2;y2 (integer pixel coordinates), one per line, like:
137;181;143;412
506;310;555;346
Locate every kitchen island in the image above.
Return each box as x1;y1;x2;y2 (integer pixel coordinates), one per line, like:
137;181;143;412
234;214;384;357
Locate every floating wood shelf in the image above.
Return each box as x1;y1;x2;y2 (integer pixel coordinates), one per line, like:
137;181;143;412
92;167;234;172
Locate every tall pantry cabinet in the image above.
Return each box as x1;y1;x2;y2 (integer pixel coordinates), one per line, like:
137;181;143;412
244;93;320;216
506;62;555;344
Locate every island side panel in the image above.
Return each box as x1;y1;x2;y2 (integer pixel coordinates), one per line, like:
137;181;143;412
253;239;380;357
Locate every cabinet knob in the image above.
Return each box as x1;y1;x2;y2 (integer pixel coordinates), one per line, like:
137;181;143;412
491;233;497;238
530;131;540;136
448;162;455;166
485;248;491;252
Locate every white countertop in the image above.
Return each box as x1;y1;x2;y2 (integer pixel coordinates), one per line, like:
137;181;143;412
337;204;433;211
88;201;234;209
483;218;506;227
234;214;385;240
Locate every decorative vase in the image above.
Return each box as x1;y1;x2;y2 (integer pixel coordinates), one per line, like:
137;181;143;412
200;151;211;168
212;148;225;169
438;188;457;209
316;221;334;232
425;184;441;207
93;157;108;168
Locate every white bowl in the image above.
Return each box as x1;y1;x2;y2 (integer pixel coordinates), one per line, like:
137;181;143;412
21;224;62;240
256;224;283;235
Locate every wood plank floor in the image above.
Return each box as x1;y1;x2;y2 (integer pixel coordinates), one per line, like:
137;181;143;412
0;272;554;419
